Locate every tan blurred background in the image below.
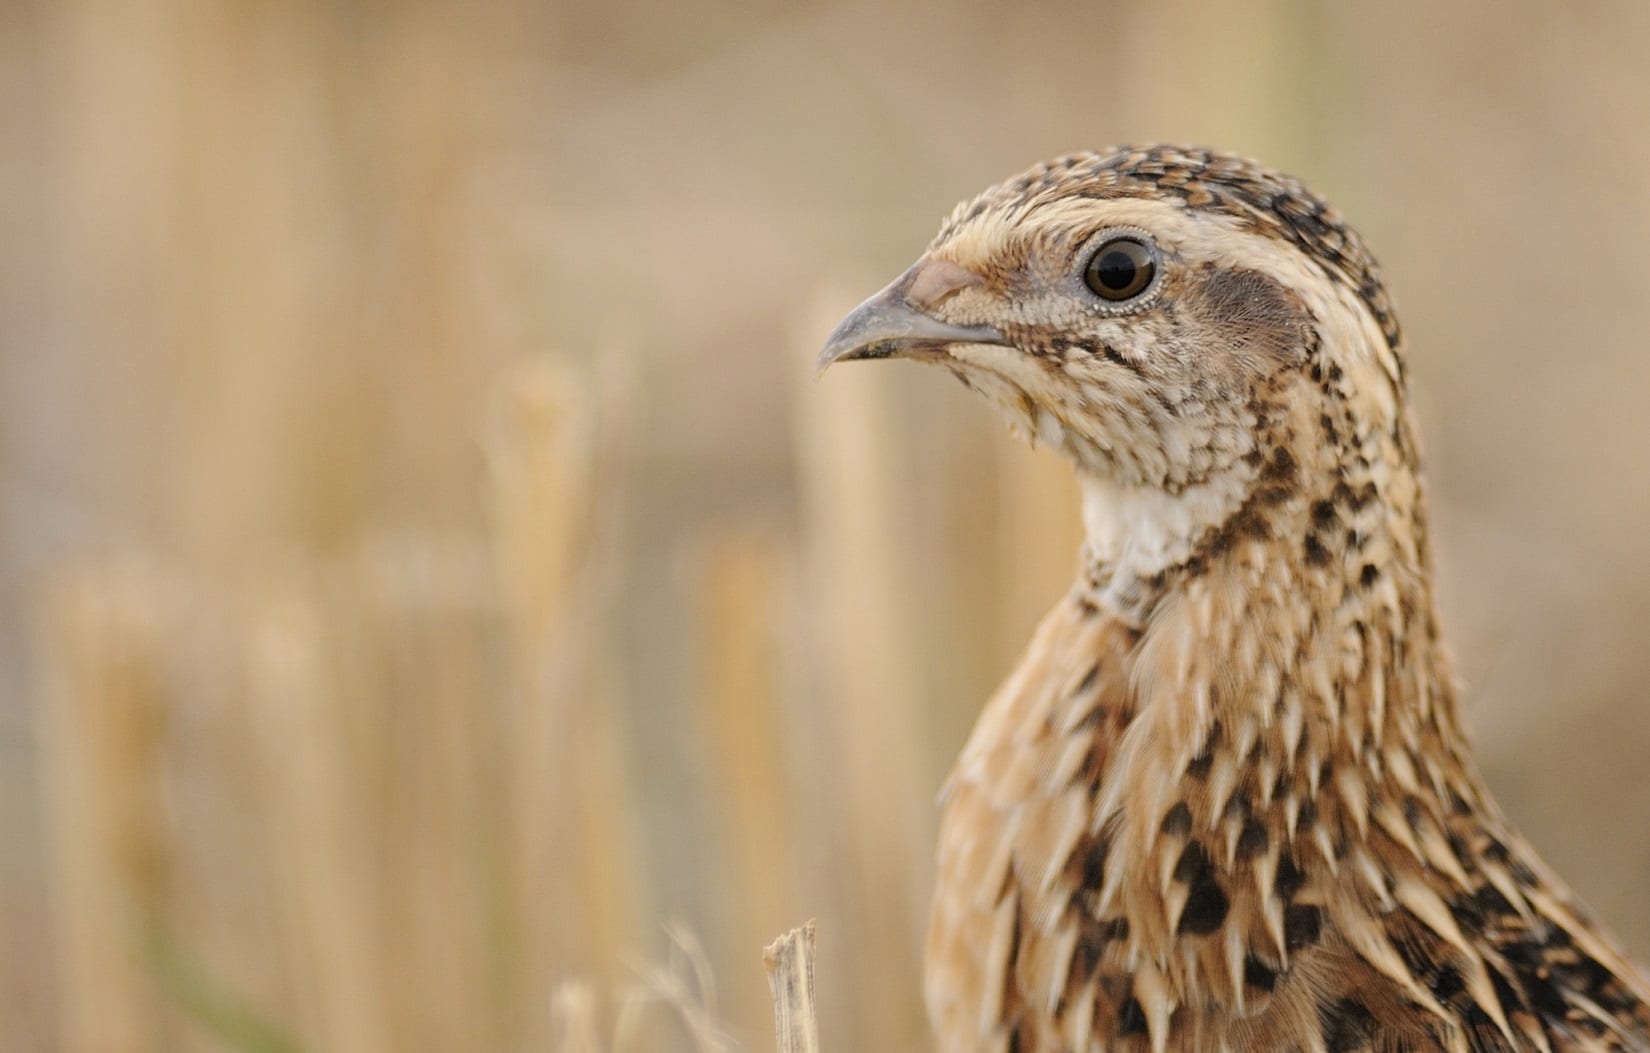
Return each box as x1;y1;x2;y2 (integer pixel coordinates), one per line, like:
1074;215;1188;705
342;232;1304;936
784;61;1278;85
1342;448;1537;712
6;2;1650;1051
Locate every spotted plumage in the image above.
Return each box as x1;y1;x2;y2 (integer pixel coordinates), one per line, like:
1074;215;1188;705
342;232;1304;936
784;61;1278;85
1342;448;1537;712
819;145;1650;1052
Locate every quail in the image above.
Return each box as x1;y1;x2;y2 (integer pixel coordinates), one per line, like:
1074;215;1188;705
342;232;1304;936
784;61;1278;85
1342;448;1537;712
818;146;1650;1052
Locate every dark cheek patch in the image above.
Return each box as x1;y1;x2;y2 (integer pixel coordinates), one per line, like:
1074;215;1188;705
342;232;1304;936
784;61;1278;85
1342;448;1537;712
1184;266;1313;372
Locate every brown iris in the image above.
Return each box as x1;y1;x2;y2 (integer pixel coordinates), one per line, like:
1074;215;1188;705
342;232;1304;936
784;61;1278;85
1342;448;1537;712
1083;237;1156;302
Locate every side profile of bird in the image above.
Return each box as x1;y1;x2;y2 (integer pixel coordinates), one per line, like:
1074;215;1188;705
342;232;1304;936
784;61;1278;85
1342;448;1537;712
817;145;1650;1053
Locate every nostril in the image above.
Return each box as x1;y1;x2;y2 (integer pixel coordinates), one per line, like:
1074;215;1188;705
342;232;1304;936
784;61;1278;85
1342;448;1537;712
903;257;985;312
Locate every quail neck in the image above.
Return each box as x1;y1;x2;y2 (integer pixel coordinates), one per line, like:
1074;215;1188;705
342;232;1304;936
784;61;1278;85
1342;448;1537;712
820;146;1650;1052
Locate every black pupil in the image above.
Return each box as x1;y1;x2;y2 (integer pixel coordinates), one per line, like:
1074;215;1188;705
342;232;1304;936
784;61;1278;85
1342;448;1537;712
1096;250;1138;291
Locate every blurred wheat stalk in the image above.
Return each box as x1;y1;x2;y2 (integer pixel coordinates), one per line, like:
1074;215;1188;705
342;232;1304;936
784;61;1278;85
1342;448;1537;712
30;361;647;1052
29;340;1022;1052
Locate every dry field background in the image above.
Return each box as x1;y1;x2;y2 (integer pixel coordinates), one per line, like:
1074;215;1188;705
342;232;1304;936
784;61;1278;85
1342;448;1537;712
5;3;1650;1051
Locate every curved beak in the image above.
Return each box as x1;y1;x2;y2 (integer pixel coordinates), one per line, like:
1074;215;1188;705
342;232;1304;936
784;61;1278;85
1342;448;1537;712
817;259;1006;373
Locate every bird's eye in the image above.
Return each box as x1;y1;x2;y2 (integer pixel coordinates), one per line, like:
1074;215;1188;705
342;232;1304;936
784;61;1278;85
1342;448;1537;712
1083;237;1157;302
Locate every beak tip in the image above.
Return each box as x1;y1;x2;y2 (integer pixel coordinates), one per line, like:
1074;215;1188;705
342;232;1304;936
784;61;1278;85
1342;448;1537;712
816;312;879;373
814;342;843;376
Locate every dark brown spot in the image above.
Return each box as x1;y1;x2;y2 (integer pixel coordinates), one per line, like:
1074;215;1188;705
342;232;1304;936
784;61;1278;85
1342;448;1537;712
1260;480;1303;508
1244;954;1279;992
1285;904;1323;950
1487;966;1527;1021
1072;740;1105;789
1521;966;1568;1019
1319;997;1374;1053
1237;820;1269;859
1463;1002;1496;1031
1268;446;1297;480
1090;916;1129;943
1296;799;1317;829
1178;875;1230;935
1402;796;1424;829
1071;833;1109;891
1451;891;1487;931
1070;929;1101;987
1430;965;1464;1001
1117;996;1147;1036
1160;802;1192;836
1173;842;1211;884
1070;915;1130;994
1304;533;1331;566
